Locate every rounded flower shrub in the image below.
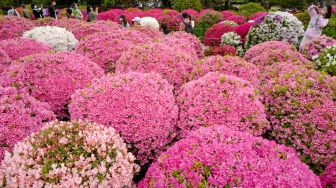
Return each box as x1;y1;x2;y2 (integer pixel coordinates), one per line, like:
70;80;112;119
0;16;35;40
133;25;164;39
139;126;321;187
69;72;178;165
0;121;139;187
249;12;268;21
23;26;78;51
208;45;236;56
115;42;196;88
221;32;241;46
301;35;336;60
139;16;160;30
0;48;11;73
244;41;296;61
0;52;104;118
204;22;236;46
320;160;336;188
235;22;253;44
177;72;268;138
0;86;55;161
166;31;204;58
246;11;304;49
260;63;336;172
312;45;336;76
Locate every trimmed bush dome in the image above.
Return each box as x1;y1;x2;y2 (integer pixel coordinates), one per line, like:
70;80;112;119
139;126;321;187
301;35;336;60
0;86;55;161
139;17;160;30
0;52;104;118
23;26;78;52
177;72;268;138
259;63;336;172
0;121;139;187
0;48;11;74
0;16;35;40
69;72;178;165
320;160;336;188
204;22;236;46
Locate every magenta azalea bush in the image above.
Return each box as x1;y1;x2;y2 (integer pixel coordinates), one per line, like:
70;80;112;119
116;42;196;88
0;52;104;118
210;45;236;56
177;72;268;138
133;25;164;39
0;120;139;187
300;35;336;60
204;22;236;46
0;48;11;73
259;63;336;172
139;126;321;187
249;12;268;21
0;86;55;161
0;16;35;40
320;160;336;188
69;72;178;165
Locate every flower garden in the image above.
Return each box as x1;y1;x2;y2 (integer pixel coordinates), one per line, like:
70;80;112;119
0;3;336;187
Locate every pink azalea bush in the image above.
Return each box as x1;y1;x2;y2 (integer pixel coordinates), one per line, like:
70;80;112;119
54;18;88;40
0;16;35;40
259;63;336;172
132;25;164;39
182;9;200;18
210;45;236;56
320;160;336;188
0;120;139;187
33;17;59;26
139;126;321;187
249;12;268;21
235;22;253;44
177;72;268;138
244;41;296;61
226;14;246;25
71;20;123;40
115;42;196;88
204;22;236;46
0;52;104;118
0;48;11;73
69;72;178;165
300;35;336;60
0;86;55;161
221;10;235;19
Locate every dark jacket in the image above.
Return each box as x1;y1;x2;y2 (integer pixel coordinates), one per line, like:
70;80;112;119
48;5;56;18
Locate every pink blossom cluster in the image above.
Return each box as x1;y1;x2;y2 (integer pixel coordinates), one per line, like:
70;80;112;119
259;63;336;171
133;25;164;39
182;9;200;18
0;120;139;187
320;160;336;188
244;41;296;61
221;10;235;18
249;12;268;21
139;126;321;187
226;14;246;25
191;55;260;84
204;22;236;46
0;16;35;40
210;45;236;56
177;72;268;138
0;52;104;118
0;48;11;73
33;17;59;26
0;86;55;161
300;35;336;60
69;72;178;165
115;42;196;88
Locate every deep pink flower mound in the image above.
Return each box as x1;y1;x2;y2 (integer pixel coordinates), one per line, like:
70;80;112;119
212;45;236;56
260;63;336;171
192;55;260;84
139;126;321;188
0;48;11;73
54;18;88;40
133;25;164;39
177;72;268;138
115;42;196;88
226;14;246;25
75;30;148;72
301;35;336;60
244;41;296;61
249;12;268;21
166;31;204;58
0;16;35;40
74;20;122;40
204;22;236;46
221;10;235;18
0;86;55;161
69;72;178;165
33;17;59;26
235;22;253;44
182;9;200;18
320;160;336;188
0;120;139;187
0;52;104;118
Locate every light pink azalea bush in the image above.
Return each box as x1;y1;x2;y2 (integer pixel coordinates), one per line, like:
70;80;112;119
177;72;268;138
0;52;104;118
132;25;164;39
300;35;336;60
259;63;336;172
244;41;296;61
69;72;178;166
139;126;321;187
0;120;139;187
0;16;35;40
191;55;260;84
0;86;55;161
33;17;59;26
115;42;196;88
320;160;336;188
0;48;11;73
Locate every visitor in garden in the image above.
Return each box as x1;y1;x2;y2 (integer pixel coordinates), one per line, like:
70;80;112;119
66;8;75;19
21;4;31;19
132;17;141;26
71;3;83;20
119;15;130;28
87;5;97;22
160;23;171;35
179;13;194;34
32;4;44;19
48;0;58;19
7;6;20;17
300;4;332;50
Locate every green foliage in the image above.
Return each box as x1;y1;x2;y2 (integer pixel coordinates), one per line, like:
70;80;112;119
269;0;306;8
295;11;309;28
313;46;336;76
239;2;265;19
323;15;336;40
194;10;223;40
172;0;202;12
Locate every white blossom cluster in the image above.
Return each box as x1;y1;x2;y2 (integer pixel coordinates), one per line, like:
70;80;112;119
313;45;336;76
221;32;244;57
140;17;160;30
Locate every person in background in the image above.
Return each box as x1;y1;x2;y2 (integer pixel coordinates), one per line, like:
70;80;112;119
119;15;130;28
38;4;45;18
179;13;194;33
7;6;20;17
66;8;75;19
31;4;42;19
300;4;331;50
3;5;10;15
71;3;83;20
160;23;171;35
87;5;97;22
48;0;57;19
132;17;141;26
21;4;31;19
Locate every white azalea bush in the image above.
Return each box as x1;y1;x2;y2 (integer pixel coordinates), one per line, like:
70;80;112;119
221;20;238;26
23;26;78;51
140;17;160;30
312;45;336;76
245;11;304;49
221;32;244;56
